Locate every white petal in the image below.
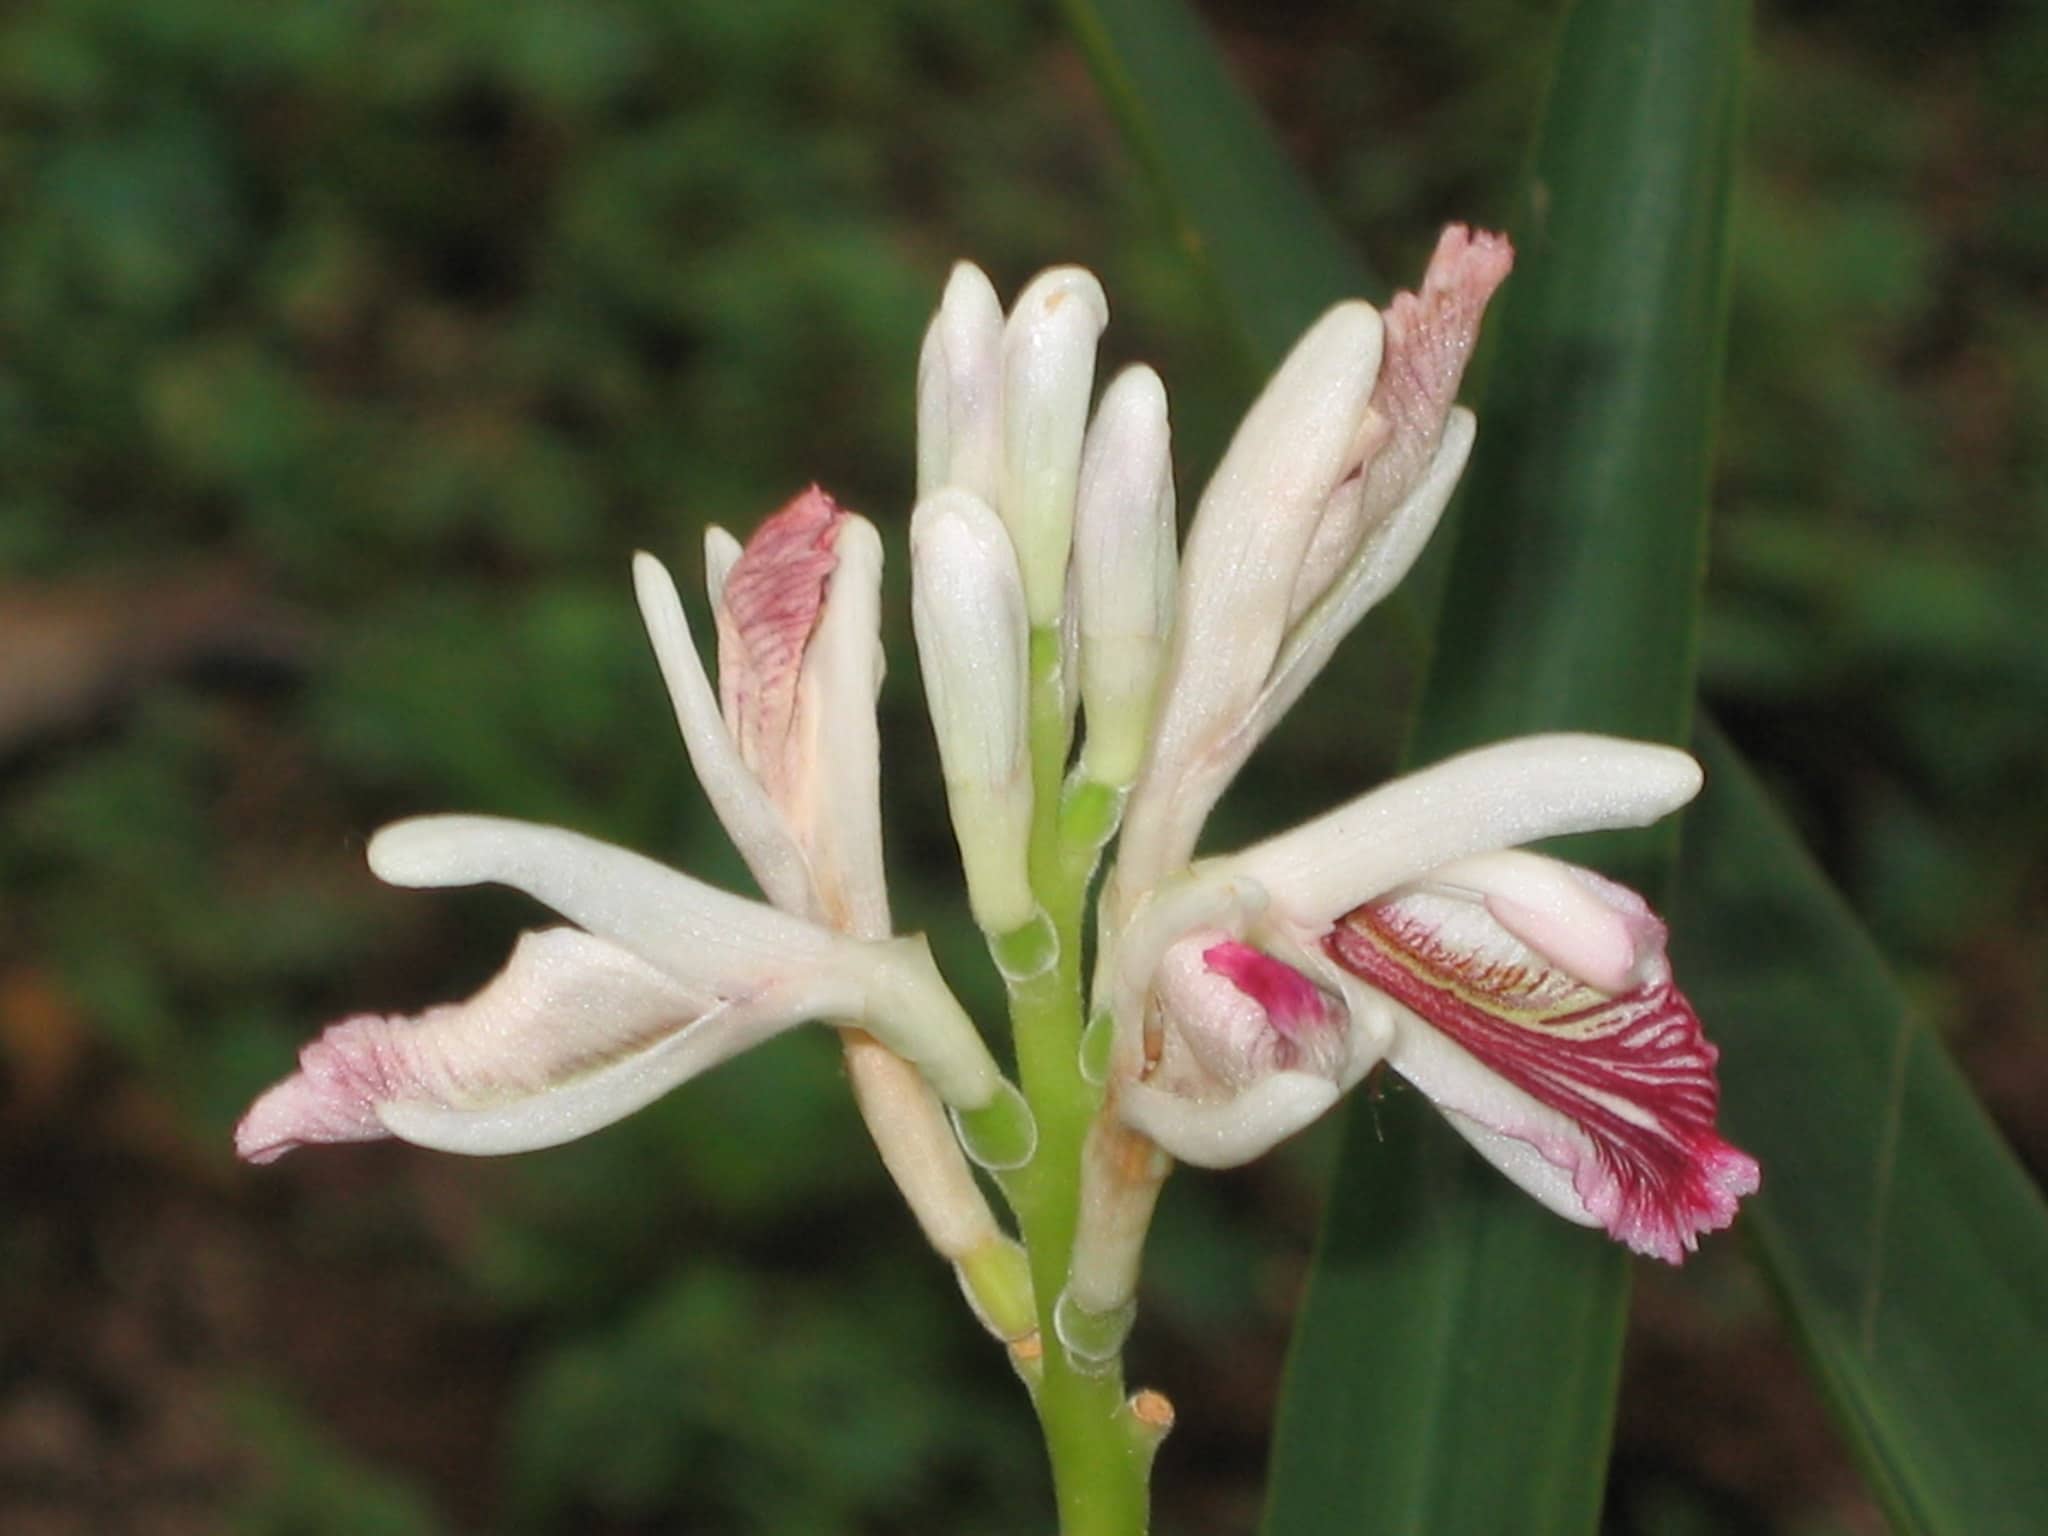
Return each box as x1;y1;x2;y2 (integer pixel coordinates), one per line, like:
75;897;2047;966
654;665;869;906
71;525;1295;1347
1119;1072;1342;1168
1219;734;1704;929
1119;301;1383;891
795;513;891;939
1254;409;1477;743
703;525;743;614
918;261;1006;507
368;816;1003;1113
632;552;814;915
366;813;837;982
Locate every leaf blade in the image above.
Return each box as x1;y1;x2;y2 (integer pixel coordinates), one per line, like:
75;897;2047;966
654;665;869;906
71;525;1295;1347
1676;718;2048;1535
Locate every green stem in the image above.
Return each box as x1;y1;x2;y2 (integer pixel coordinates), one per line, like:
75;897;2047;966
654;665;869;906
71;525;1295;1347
996;626;1154;1536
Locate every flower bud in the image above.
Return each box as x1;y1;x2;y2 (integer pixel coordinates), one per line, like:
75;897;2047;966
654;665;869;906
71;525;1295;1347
1001;266;1108;627
910;488;1036;934
1073;365;1176;789
917;262;1005;506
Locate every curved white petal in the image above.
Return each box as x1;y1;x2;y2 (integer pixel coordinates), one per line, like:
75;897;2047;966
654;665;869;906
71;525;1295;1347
1219;734;1704;929
1119;1072;1342;1169
1255;408;1477;741
631;551;813;915
365;817;1002;1115
1103;870;1265;1076
367;813;836;983
703;525;743;614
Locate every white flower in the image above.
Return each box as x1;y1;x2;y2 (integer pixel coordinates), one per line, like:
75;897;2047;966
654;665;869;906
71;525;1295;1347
236;814;1003;1160
240;489;1027;1183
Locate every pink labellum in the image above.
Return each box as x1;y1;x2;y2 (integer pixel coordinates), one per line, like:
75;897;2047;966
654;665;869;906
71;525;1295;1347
1360;224;1513;510
1326;888;1758;1263
1151;932;1348;1094
715;485;845;787
1201;939;1338;1047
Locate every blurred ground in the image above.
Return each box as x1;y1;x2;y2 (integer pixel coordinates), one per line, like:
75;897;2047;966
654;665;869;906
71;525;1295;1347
2;1;2042;1532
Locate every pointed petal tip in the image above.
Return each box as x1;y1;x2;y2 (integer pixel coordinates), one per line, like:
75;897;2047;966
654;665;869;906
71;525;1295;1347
234;1014;402;1164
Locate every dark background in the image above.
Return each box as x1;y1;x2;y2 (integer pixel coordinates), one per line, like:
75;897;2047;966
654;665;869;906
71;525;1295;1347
2;1;2043;1531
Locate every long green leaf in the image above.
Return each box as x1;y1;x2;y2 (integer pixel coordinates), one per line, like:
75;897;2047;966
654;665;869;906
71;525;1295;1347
1676;719;2048;1534
1062;0;2048;1530
1265;5;1745;1532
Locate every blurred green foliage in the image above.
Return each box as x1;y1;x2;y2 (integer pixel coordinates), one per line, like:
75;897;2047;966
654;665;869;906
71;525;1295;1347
1;0;2041;1532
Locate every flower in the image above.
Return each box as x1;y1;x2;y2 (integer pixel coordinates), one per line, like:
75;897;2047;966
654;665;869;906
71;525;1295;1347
1108;736;1757;1263
1090;228;1758;1267
238;491;1029;1182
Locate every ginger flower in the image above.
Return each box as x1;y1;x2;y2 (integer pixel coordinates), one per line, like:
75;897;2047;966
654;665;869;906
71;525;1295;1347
1070;227;1756;1292
239;491;1033;1181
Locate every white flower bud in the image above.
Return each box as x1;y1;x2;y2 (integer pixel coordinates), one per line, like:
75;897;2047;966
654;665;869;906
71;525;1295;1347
1074;365;1176;789
917;262;1005;506
910;488;1037;934
1000;266;1108;627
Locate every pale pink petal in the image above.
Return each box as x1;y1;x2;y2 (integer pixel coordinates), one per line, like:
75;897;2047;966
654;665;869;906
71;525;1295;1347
1424;850;1657;995
1326;876;1759;1263
233;927;797;1162
715;485;845;797
1358;224;1513;513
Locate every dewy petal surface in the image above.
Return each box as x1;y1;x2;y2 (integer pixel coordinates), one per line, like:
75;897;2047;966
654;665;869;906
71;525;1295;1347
234;927;843;1160
1326;871;1759;1262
